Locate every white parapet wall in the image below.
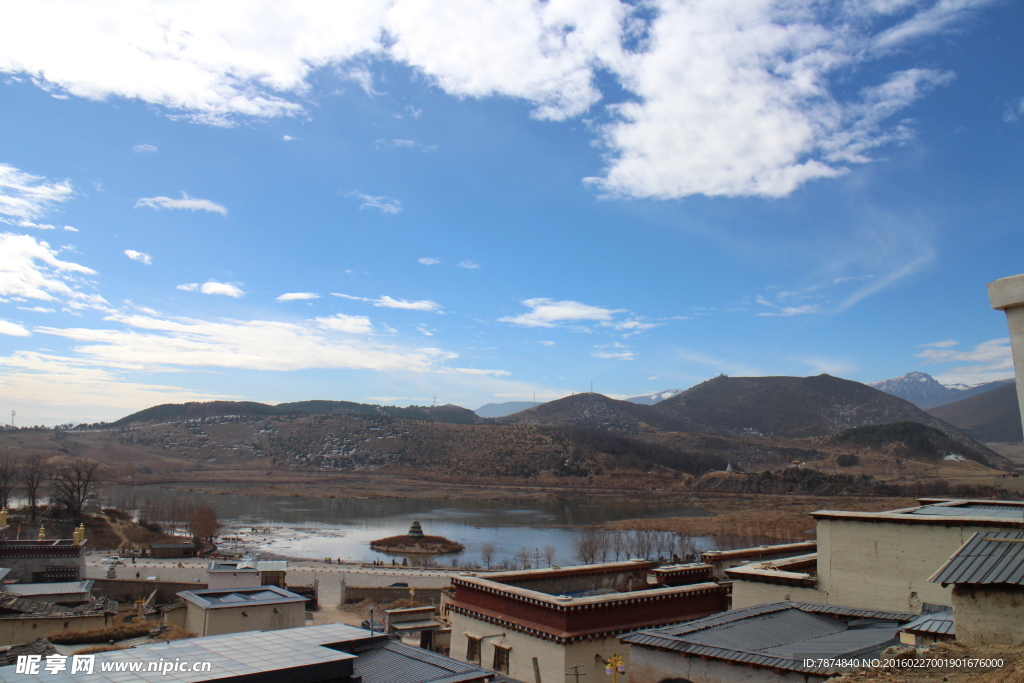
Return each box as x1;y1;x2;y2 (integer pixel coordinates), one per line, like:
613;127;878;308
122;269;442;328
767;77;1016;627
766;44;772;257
988;273;1024;433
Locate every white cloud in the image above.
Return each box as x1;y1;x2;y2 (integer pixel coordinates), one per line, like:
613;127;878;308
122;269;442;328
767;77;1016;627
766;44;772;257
282;134;299;141
177;280;243;297
0;319;30;336
499;298;623;328
15;220;77;231
17;306;55;313
918;339;958;349
348;192;402;214
37;311;460;374
123;249;152;265
0;233;106;308
0;350;235;421
333;293;441;312
915;338;1013;386
592;343;635;361
538;340;555;346
0;163;74;223
414;323;434;337
457;260;481;269
276;292;319;302
135;192;227;215
315;313;374;335
756;296;821;317
132;143;158;153
200;281;243;298
0;0;992;198
418;257;441;265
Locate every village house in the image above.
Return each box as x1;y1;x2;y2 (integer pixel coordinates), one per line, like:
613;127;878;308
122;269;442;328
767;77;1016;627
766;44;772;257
174;585;307;637
447;559;729;683
727;498;1024;614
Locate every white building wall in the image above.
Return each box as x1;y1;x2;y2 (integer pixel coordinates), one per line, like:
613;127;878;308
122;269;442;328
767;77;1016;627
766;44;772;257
206;572;260;590
449;611;632;683
813;518;996;612
730;580;825;610
952;586;1024;646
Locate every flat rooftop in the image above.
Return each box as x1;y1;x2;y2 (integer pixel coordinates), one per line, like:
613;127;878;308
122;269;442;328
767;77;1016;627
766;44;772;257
812;499;1024;527
177;585;306;609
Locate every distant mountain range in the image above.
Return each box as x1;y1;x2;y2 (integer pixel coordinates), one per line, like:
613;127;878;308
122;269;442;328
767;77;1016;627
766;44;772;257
110;399;483;427
927;382;1022;443
474;401;540;418
869;371;1013;409
496;374;1000;464
475;389;683;417
62;372;1009;483
625;389;684;405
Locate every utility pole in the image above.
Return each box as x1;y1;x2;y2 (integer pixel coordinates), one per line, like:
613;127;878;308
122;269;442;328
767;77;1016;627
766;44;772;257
9;410;14;427
566;664;586;681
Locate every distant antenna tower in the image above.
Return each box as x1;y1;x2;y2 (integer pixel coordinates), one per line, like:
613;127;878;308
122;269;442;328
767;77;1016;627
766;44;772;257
9;410;14;428
432;394;437;407
590;380;593;393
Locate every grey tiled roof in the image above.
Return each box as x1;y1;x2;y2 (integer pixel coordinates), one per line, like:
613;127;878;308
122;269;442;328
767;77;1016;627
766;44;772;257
354;640;491;683
0;640;56;667
622;601;914;676
901;611;955;636
929;531;1024;586
0;623;495;683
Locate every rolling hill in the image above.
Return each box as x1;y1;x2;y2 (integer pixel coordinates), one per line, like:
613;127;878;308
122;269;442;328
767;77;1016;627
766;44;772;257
927;382;1022;444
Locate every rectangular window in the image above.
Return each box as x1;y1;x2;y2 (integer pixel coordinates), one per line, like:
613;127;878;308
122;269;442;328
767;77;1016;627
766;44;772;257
466;637;481;664
492;645;510;673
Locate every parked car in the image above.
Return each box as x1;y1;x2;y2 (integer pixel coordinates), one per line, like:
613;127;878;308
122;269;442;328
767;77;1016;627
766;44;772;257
101;556;124;566
360;619;383;632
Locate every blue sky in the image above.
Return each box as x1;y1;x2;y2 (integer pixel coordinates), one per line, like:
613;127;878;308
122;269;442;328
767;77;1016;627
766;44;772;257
1;0;1021;425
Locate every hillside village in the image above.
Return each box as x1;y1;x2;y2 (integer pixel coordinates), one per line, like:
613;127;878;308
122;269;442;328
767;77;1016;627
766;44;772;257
0;281;1022;681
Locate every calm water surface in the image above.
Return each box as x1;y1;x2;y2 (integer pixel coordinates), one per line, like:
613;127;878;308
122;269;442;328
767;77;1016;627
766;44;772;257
99;484;714;566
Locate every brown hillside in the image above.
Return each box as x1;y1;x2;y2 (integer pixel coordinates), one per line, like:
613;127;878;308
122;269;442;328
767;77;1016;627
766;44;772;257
651;374;1003;465
927;382;1022;444
497;392;705;435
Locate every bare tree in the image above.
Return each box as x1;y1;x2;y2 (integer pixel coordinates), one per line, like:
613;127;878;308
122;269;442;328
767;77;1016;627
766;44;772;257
188;503;221;542
627;528;656;560
22;455;49;523
0;453;19;509
574;526;602;564
480;542;496;570
610;531;627;561
543;544;557;567
50;459;98;519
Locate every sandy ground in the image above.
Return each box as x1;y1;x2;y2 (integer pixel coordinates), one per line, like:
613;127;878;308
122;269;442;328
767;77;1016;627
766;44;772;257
85;554;461;627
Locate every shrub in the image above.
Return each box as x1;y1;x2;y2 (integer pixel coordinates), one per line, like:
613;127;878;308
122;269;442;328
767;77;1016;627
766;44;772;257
836;454;860;467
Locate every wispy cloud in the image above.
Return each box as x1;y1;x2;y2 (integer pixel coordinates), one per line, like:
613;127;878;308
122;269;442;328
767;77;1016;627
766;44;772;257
315;313;373;335
282;135;299;142
592;342;634;360
123;249;152;265
0;233;107;309
135;192;227;215
418;257;441;265
132;143;158;153
457;260;481;270
177;280;244;298
347;192;402;214
333;293;441;312
0;319;30;337
914;338;1013;386
0;163;74;223
499;298;623;328
276;292;319;302
756;296;821;317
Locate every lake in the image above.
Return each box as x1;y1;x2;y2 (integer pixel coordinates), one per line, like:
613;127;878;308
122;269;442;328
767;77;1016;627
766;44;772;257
99;484;714;567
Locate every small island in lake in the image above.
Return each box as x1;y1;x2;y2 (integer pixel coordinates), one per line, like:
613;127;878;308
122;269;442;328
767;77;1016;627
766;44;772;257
370;520;465;555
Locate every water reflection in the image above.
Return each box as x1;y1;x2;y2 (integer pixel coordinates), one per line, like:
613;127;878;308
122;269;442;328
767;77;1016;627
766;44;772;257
100;484;713;566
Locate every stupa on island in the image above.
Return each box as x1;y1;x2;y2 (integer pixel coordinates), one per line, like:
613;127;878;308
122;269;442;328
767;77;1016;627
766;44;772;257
370;521;464;555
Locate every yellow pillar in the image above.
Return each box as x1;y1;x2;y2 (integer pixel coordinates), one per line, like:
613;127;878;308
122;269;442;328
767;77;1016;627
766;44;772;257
38;524;45;540
0;508;7;526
